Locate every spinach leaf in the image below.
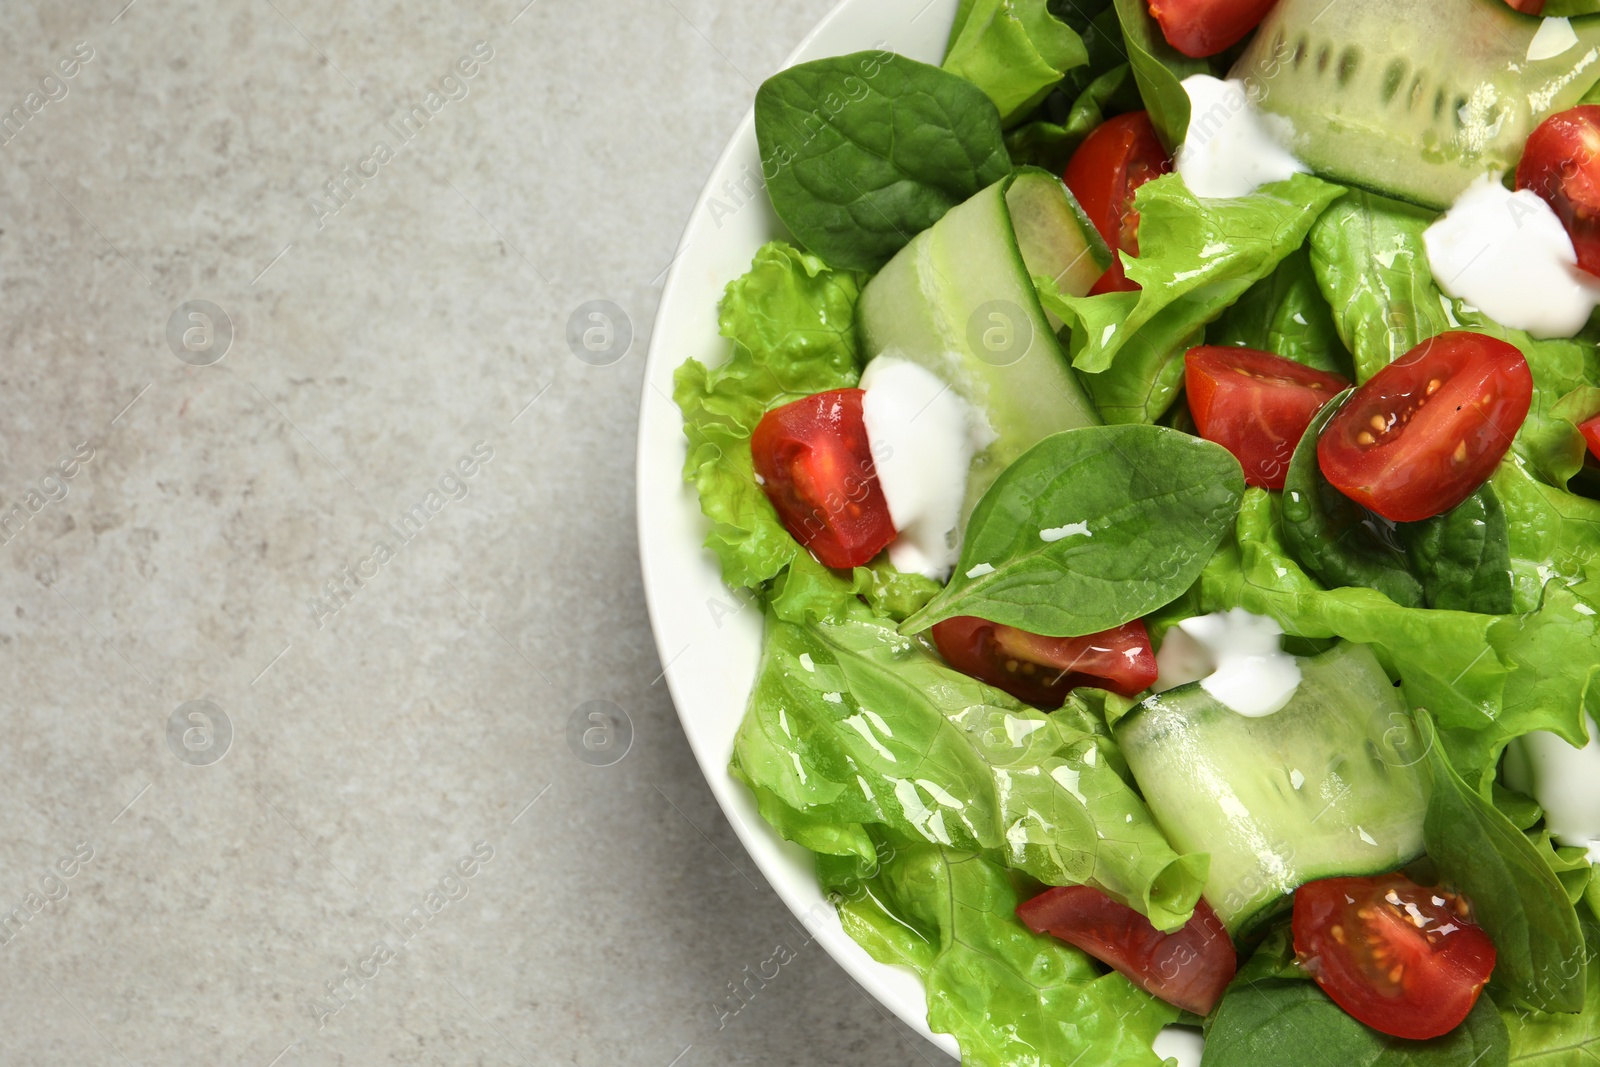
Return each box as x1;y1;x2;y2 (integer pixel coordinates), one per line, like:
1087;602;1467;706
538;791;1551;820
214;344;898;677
733;589;1209;931
754;51;1012;272
1200;490;1507;731
1203;974;1510;1067
903;425;1245;637
1110;0;1206;150
1006;63;1138;172
1206;245;1355;378
1281;394;1514;614
1282;393;1428;608
1502;924;1600;1065
943;0;1088;126
1399;483;1515;615
1420;712;1587;1014
825;841;1179;1067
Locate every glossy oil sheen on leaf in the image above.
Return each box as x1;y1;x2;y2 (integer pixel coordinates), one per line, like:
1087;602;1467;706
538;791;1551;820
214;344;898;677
826;842;1178;1067
903;425;1245;638
731;592;1208;932
754;51;1012;272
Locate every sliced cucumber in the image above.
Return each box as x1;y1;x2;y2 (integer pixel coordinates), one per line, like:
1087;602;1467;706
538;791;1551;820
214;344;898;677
1113;641;1428;935
858;170;1103;515
1004;166;1110;309
1232;0;1600;208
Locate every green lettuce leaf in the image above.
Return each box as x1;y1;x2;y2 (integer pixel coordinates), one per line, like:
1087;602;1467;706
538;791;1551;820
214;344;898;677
673;242;864;589
1199;488;1507;731
1494;457;1600;612
1038;172;1344;424
824;841;1178;1067
943;0;1088;126
1307;189;1600;488
732;583;1208;931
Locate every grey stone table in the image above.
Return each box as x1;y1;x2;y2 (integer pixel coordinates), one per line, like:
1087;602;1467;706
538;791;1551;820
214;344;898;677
0;1;946;1063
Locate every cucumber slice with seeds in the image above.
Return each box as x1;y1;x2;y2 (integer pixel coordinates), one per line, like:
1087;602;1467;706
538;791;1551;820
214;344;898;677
1231;0;1600;208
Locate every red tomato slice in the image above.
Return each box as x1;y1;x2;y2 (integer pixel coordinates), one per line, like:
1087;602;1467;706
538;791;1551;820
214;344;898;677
1317;333;1532;523
1516;106;1600;277
1019;886;1237;1015
1185;346;1351;490
750;389;895;570
1580;413;1600;460
1147;0;1279;58
1505;0;1545;11
1294;874;1496;1040
1063;112;1172;294
930;617;1157;706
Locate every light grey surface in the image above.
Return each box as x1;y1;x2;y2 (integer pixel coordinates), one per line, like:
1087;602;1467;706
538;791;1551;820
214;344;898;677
0;2;946;1063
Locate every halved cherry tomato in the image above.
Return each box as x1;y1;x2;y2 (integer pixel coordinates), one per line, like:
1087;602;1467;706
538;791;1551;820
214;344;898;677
1516;106;1600;277
1318;333;1532;523
1019;886;1237;1015
1148;0;1279;58
930;617;1157;707
1063;112;1172;294
1580;413;1600;460
1505;0;1545;11
1185;346;1350;490
1294;873;1496;1040
750;389;895;569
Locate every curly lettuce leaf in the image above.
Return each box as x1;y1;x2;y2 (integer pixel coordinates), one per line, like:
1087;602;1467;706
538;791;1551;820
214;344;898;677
943;0;1088;125
1495;457;1600;612
672;242;864;589
732;574;1207;931
1038;172;1344;424
1308;189;1600;489
822;841;1179;1067
1199;488;1507;730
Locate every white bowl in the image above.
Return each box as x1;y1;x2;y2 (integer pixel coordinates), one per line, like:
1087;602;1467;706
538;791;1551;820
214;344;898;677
636;3;1203;1062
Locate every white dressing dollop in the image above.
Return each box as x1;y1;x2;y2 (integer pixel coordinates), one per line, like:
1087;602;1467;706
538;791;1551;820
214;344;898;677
860;354;995;581
1423;175;1600;339
1528;17;1578;62
1153;608;1302;717
1174;76;1308;199
1503;715;1600;854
